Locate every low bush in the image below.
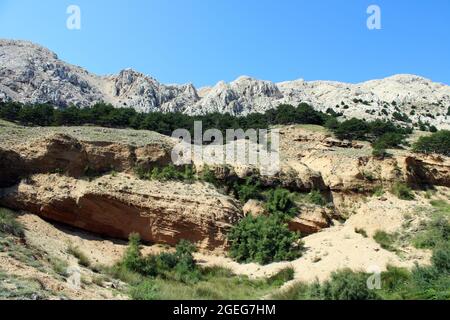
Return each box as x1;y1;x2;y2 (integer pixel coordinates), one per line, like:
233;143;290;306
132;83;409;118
355;228;368;238
272;269;378;300
135;165;195;183
67;245;91;267
233;177;262;203
265;188;297;216
320;269;379;300
307;190;327;206
0;208;24;238
267;267;295;286
228;215;303;265
120;233;201;283
372;145;388;159
372;186;385;197
412;201;450;249
391;182;415;200
373;231;397;252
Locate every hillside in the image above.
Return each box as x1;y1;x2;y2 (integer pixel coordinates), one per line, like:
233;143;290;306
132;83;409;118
1;120;449;299
1;40;449;129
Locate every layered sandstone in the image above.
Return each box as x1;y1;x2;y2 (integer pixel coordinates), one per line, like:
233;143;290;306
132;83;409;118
0;173;242;250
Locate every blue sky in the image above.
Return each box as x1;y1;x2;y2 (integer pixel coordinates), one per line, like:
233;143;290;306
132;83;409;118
0;0;449;87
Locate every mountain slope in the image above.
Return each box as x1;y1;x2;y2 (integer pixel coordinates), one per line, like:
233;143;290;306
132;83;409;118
1;39;449;129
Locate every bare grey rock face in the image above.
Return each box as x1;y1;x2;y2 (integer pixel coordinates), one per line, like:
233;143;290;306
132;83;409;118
1;39;449;129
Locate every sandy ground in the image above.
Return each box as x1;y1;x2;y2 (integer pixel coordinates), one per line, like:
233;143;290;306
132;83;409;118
14;189;440;290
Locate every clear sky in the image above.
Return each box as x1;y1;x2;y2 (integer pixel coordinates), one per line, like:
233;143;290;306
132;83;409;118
0;0;449;87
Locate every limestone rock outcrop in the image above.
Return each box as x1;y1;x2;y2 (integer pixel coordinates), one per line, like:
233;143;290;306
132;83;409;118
1;40;449;129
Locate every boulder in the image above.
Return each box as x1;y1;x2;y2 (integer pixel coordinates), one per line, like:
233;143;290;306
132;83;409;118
243;200;266;217
288;206;332;235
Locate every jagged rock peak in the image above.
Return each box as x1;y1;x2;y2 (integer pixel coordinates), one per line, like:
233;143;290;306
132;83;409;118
0;39;449;129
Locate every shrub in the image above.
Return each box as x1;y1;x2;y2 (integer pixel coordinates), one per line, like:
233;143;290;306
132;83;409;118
120;234;200;283
0;208;24;238
413;130;450;156
373;230;397;251
200;165;218;186
307;190;327;206
372;186;385;197
135;165;196;183
431;243;450;273
413;215;450;249
380;266;411;293
130;280;160;300
391;182;415;200
49;256;69;277
228;215;303;265
234;177;262;203
265;188;297;216
392;112;411;123
372;145;388;159
121;233;144;272
267;267;295;286
355;228;368;238
273;269;379;300
67;245;91;267
320;269;379;300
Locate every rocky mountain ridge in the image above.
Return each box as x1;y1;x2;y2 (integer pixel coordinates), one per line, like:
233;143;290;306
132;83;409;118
1;39;449;129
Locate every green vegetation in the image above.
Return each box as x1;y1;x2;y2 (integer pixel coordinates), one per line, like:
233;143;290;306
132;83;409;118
49;256;69;277
377;248;450;300
373;231;398;252
0;271;50;300
0;208;24;238
67;245;91;267
0;101;328;137
135;164;195;183
228;215;303;265
1;101;416;151
130;266;295;300
413;200;450;249
290;190;328;206
372;145;388;159
120;234;201;283
355;228;368;238
265;188;297;216
109;234;295;300
372;186;385;197
390;182;415;200
413;130;450;156
373;132;408;149
233;176;263;203
272;269;379;300
306;190;327;206
328;118;411;143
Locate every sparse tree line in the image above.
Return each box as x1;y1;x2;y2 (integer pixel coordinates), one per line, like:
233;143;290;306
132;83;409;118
2;100;448;157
